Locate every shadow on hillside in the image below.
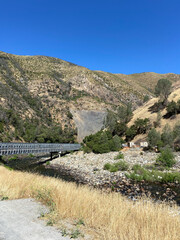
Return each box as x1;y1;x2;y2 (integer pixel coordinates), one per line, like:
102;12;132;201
148;101;165;113
163;112;178;119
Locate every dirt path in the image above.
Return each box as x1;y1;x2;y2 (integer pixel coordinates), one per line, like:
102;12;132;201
0;199;70;240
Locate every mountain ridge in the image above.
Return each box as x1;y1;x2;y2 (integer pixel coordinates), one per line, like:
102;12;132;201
0;50;180;142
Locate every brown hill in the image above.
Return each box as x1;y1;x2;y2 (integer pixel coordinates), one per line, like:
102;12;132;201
0;50;180;142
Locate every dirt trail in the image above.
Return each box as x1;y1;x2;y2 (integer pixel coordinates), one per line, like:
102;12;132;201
0;199;70;240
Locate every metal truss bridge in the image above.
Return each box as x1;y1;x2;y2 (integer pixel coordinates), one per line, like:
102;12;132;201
0;143;81;156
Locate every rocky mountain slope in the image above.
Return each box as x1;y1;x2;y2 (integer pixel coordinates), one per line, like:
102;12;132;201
0;50;180;142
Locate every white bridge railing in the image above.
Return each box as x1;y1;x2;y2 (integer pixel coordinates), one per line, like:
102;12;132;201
0;143;81;156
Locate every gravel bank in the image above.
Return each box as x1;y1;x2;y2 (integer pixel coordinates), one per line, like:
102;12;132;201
49;149;180;185
47;149;180;203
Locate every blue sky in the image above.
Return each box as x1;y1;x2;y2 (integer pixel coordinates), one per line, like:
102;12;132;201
1;0;180;74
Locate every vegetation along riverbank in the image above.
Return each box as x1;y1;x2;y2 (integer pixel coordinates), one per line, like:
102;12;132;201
46;149;180;204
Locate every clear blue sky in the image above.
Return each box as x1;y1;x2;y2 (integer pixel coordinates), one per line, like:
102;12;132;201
1;0;180;74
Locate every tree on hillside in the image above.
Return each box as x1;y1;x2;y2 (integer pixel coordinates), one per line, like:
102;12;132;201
104;104;133;135
125;125;137;141
143;95;150;103
134;118;151;134
154;79;172;106
166;100;180;116
104;111;117;133
153;111;162;128
117;103;133;124
113;122;127;136
161;124;175;148
173;122;180;150
173;122;180;141
147;128;161;149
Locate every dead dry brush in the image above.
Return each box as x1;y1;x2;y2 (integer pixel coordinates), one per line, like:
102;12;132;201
0;166;180;240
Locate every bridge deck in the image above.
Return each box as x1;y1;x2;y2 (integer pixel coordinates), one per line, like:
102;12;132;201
0;143;81;156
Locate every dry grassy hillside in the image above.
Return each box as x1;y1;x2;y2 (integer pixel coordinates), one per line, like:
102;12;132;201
116;72;180;93
0;50;180;142
128;83;180;142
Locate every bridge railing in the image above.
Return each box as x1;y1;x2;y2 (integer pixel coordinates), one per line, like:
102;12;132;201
0;143;81;156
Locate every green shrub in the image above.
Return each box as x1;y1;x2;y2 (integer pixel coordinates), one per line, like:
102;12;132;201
161;172;180;183
147;128;161;149
166;100;180;116
126;165;180;183
114;152;124;160
143;95;150;103
70;229;82;239
156;147;176;168
128;165;160;182
76;218;85;226
125;126;137;141
8;155;18;161
83;146;91;153
114;161;129;171
134;118;151;134
104;163;111;170
125;118;151;141
161;124;175;148
173;122;180;151
132;164;142;171
104;161;129;172
112;122;127;137
109;165;119;172
173;122;180;140
112;135;124;149
83;130;123;154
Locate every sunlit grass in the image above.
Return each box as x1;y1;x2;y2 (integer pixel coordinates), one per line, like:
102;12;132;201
0;166;180;240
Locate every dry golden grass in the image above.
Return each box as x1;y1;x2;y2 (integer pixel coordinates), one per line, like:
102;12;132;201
128;87;180;142
0;166;180;240
129;88;180;128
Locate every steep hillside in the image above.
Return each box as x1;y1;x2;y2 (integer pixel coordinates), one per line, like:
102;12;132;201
0;50;180;142
128;83;180;142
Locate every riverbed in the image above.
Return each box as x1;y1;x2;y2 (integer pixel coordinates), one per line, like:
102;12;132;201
1;149;180;204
